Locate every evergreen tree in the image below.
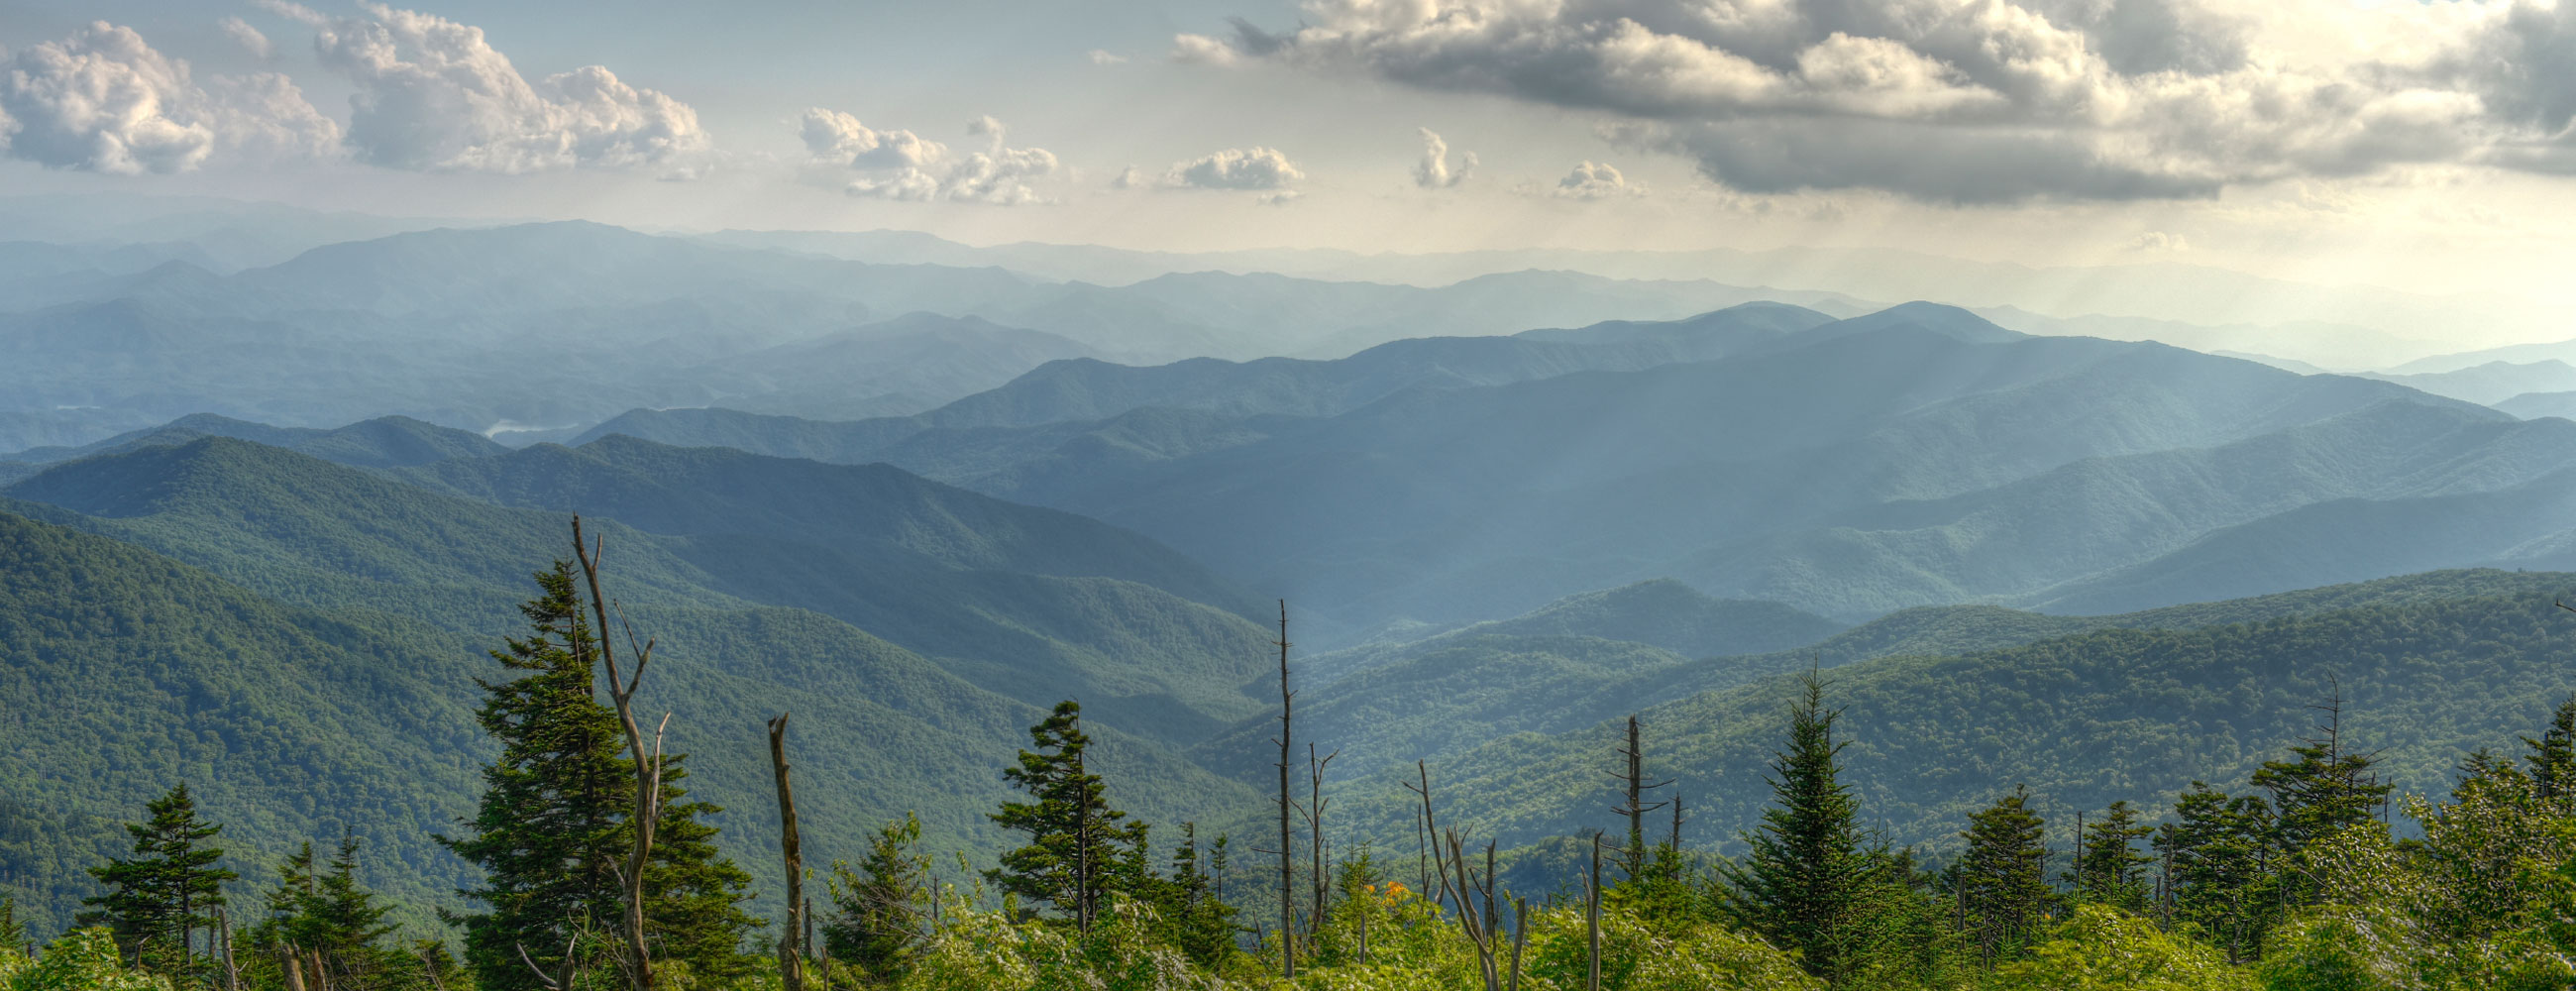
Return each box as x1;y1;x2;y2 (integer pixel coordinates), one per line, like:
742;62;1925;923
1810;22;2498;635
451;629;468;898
258;831;399;991
2067;801;2155;912
1955;786;2057;964
0;894;26;956
79;783;235;972
440;562;757;990
2523;695;2576;802
1717;674;1878;983
2155;782;2276;963
987;701;1141;934
823;813;930;984
2250;689;2392;863
1158;823;1240;966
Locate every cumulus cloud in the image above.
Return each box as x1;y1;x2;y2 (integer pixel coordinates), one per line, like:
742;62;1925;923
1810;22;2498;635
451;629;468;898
1164;146;1303;190
803;110;1059;204
1088;49;1127;65
220;17;273;59
1111;165;1145;189
295;4;709;173
1547;161;1644;199
0;21;337;173
1177;0;2568;202
1413;128;1474;188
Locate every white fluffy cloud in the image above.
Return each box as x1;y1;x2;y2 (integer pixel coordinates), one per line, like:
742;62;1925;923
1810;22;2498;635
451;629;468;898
1178;0;2575;202
220;17;273;59
1164;147;1304;190
0;21;337;174
303;4;710;173
802;110;1059;204
1548;161;1643;199
1413;128;1474;188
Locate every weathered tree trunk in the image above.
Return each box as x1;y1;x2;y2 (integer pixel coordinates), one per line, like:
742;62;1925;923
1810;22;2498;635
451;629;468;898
278;944;307;991
1272;601;1296;978
767;713;805;991
217;907;240;991
1306;742;1339;940
1610;716;1670;879
1586;834;1602;991
573;515;663;991
1076;739;1093;937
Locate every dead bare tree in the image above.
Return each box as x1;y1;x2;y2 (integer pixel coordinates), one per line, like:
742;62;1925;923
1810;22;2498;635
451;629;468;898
215;907;241;991
572;515;667;991
1403;762;1452;914
1586;832;1604;991
1300;742;1341;940
1265;601;1297;978
1607;715;1672;880
766;712;805;991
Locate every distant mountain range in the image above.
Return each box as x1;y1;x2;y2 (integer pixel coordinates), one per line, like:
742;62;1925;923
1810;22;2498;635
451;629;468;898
0;221;1878;451
577;302;2549;633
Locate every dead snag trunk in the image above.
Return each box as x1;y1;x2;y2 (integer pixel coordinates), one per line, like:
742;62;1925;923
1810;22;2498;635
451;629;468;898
1304;742;1339;941
1607;715;1671;880
767;712;805;991
1271;601;1296;977
574;515;664;991
1586;833;1602;991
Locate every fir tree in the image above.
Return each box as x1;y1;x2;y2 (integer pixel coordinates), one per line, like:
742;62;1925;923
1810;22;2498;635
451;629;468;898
80;783;236;972
1717;674;1877;984
823;813;930;984
0;894;25;956
2155;782;2276;963
440;562;757;990
1158;823;1241;966
2067;801;2155;912
1955;786;2056;964
987;701;1142;934
2523;695;2576;802
2250;686;2392;861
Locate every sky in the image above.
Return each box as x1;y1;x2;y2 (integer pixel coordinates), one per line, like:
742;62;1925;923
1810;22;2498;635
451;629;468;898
5;0;2576;311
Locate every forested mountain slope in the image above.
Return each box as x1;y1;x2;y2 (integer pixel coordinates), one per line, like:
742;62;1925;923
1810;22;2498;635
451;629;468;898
1199;568;2576;789
0;507;1259;941
1;436;1274;737
1331;585;2576;861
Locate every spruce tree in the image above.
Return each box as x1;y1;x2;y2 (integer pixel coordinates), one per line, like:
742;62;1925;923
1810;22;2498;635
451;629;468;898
2155;782;2276;963
80;783;235;972
2068;801;2155;912
1717;674;1876;983
260;831;397;991
2524;695;2576;802
988;701;1142;934
441;562;757;990
0;894;25;956
1955;786;2056;963
1159;823;1241;966
2251;687;2392;858
823;814;930;984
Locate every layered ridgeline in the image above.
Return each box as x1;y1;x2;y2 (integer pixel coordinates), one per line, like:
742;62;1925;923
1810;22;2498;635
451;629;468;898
0;221;1841;450
1196;568;2576;787
1284;573;2576;877
584;302;2576;636
0;433;1275;936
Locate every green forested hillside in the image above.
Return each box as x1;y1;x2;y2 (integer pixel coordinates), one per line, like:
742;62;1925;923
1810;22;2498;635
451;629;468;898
0;413;508;469
1346;586;2576;862
2;436;1277;733
0;505;1263;943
